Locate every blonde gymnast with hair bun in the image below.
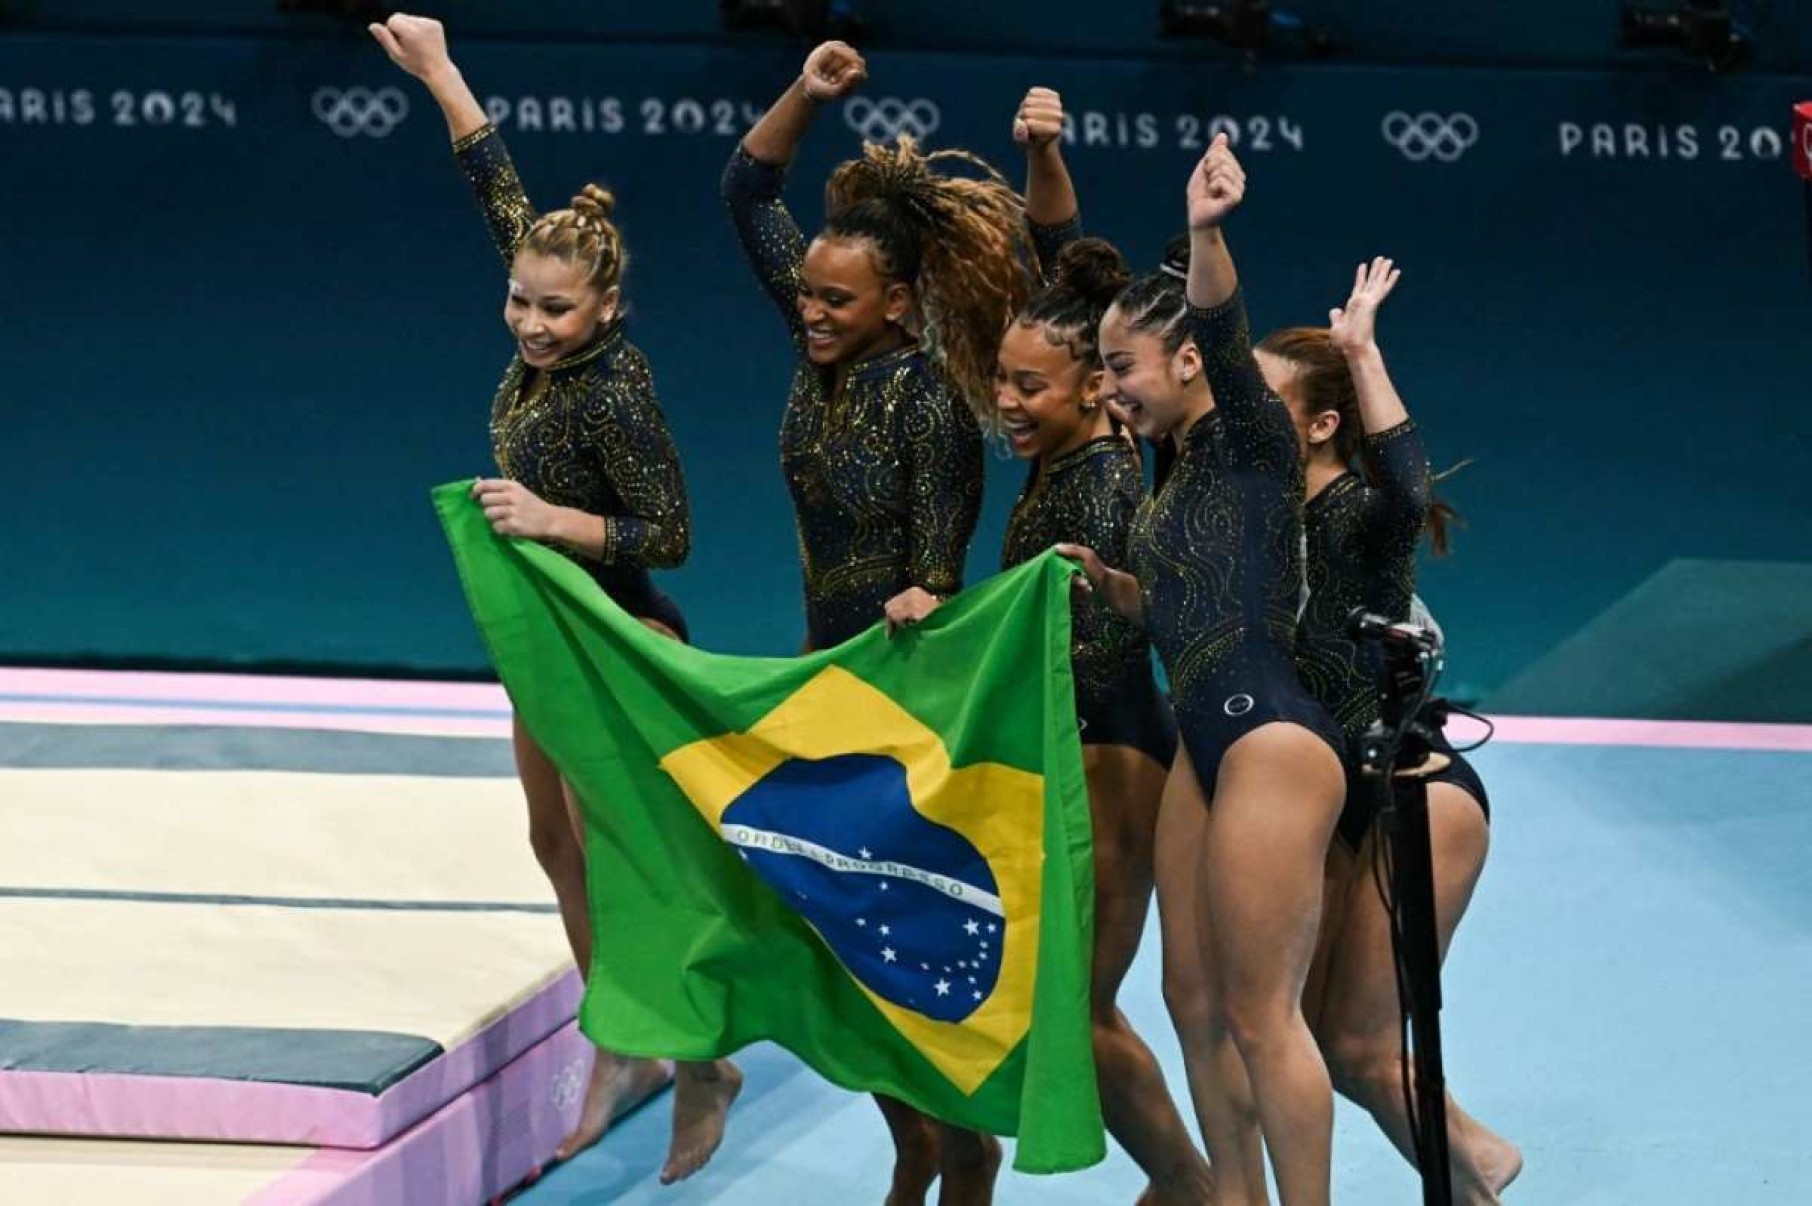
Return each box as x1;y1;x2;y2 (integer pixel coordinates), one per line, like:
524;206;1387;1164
371;13;740;1182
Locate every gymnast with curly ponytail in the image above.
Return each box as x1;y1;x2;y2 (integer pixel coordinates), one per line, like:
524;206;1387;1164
722;39;1034;1202
822;136;1031;420
371;14;743;1182
723;41;1037;654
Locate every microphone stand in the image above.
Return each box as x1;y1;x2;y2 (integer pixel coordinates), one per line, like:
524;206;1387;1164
1355;638;1453;1206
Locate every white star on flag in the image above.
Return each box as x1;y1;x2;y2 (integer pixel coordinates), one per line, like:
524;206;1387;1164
882;947;897;962
964;919;980;936
935;979;951;996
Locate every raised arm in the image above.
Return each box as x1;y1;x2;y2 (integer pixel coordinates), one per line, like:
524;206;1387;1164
1184;134;1244;311
744;41;865;166
371;14;532;262
1329;257;1429;538
722;42;868;341
1329;257;1411;436
1182;136;1293;455
1014;86;1081;274
369;16;486;140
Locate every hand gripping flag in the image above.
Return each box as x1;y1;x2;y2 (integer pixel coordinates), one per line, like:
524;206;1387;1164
434;483;1104;1172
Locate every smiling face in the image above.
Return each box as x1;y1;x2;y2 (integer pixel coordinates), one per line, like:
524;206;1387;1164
796;235;912;367
994;321;1104;461
504;250;616;368
1097;303;1203;443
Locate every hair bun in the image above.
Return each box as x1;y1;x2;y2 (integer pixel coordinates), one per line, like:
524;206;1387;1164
1050;237;1131;307
1158;232;1190;281
570;183;616;223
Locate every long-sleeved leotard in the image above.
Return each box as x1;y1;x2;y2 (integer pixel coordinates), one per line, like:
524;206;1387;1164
1294;420;1430;739
1127;291;1342;788
1027;214;1083;280
721;144;981;649
456;124;692;635
1292;423;1488;844
1005;436;1176;766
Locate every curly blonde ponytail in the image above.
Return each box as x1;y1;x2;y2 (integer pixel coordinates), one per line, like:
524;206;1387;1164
824;136;1031;424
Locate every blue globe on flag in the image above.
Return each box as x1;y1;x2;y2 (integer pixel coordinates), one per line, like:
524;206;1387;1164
721;753;1004;1023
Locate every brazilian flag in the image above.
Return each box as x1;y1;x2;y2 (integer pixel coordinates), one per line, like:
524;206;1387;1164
434;483;1104;1172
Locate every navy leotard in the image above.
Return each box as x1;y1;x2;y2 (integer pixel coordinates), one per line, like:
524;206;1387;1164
1127;291;1343;790
1004;437;1176;767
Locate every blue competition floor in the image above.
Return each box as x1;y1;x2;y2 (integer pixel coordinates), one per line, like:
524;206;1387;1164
516;741;1812;1204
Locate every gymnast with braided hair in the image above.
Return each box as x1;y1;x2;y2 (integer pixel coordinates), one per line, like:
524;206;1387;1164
990;87;1220;1204
723;39;1034;1206
1060;136;1348;1206
370;14;740;1182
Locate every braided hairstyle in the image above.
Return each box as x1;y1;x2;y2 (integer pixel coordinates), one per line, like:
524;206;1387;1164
520;183;628;298
1018;237;1132;369
824;135;1031;423
1256;325;1465;555
1107;232;1194;355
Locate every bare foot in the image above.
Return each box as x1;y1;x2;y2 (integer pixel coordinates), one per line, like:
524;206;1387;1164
1474;1129;1523;1196
1134;1171;1215;1205
1445;1116;1521;1206
935;1130;1001;1206
884;1114;940;1206
659;1059;743;1184
556;1052;672;1161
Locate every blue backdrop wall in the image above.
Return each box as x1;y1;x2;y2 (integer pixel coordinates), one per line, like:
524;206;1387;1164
1;30;1807;699
7;2;1811;72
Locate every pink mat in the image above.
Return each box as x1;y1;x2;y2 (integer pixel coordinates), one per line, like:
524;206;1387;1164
0;971;581;1149
245;1019;654;1206
5;666;1810;749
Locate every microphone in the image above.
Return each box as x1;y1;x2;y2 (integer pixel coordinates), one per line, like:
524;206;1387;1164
1349;607;1441;653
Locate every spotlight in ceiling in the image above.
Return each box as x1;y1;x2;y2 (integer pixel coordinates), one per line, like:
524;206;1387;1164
1620;2;1749;71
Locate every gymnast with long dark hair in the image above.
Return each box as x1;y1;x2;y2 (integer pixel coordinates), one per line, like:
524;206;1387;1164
1258;261;1521;1204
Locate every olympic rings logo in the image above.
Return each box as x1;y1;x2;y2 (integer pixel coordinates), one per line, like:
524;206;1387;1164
549;1056;586;1112
844;96;941;143
1381;111;1479;163
311;86;409;139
